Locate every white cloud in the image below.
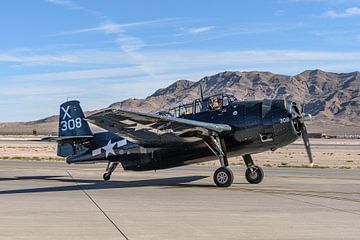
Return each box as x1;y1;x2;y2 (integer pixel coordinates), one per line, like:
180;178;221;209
116;34;147;52
46;0;108;20
4;66;142;82
324;7;360;18
316;62;360;72
97;22;124;33
0;49;139;66
189;26;214;34
49;1;177;83
131;49;360;74
3;49;360;82
46;0;81;10
58;18;182;35
58;22;124;35
0;53;77;65
0;85;81;97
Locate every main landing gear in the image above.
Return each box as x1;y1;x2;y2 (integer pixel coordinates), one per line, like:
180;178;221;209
204;136;264;187
103;162;119;181
204;136;234;187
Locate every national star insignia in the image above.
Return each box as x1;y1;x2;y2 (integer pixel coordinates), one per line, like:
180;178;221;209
102;140;116;158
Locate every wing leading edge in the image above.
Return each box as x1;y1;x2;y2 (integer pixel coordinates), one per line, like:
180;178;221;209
86;108;232;147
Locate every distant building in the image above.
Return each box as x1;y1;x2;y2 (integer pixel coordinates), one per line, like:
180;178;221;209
307;133;336;139
336;135;360;139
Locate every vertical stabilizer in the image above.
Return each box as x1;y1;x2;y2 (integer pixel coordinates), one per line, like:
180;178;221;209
58;100;92;138
57;100;93;157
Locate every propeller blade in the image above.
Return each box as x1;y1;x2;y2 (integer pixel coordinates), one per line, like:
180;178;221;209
301;124;313;166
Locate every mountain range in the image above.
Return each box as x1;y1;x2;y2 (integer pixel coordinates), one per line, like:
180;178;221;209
1;69;359;135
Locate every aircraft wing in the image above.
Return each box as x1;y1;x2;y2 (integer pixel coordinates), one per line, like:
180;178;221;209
86;108;232;147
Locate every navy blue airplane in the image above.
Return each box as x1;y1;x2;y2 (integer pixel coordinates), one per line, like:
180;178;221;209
50;93;312;187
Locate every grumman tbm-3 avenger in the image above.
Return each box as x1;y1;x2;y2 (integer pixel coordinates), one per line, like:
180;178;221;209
48;92;313;187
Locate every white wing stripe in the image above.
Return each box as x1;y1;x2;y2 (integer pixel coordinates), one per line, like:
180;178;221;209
117;139;127;147
92;148;102;157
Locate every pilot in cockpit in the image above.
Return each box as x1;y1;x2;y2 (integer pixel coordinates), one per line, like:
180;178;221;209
210;97;222;110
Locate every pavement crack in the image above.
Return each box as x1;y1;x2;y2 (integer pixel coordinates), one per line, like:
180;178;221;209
66;171;129;240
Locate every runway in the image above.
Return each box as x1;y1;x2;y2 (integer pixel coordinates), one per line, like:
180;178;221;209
0;161;359;239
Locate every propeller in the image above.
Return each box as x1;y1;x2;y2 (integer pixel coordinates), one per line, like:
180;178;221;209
301;123;313;166
292;80;313;166
292;103;313;166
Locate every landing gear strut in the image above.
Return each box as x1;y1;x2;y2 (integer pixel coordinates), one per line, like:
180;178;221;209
243;154;264;184
204;136;234;187
103;162;119;181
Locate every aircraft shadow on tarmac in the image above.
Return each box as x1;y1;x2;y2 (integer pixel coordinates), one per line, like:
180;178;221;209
0;175;212;195
1;175;359;204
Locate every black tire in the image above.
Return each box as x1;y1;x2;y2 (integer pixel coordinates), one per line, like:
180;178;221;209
213;167;234;187
245;166;264;184
103;172;111;181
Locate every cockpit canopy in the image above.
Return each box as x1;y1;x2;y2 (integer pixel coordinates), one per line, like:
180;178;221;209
165;94;237;118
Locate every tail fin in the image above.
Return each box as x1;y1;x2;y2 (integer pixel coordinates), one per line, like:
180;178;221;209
59;100;92;138
57;100;93;157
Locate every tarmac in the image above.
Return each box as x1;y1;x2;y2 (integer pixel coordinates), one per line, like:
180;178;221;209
0;160;359;240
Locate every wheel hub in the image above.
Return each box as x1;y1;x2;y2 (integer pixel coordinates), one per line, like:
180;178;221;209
217;172;228;184
249;171;258;179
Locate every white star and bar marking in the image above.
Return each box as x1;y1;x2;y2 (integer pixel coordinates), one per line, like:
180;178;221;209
91;139;128;158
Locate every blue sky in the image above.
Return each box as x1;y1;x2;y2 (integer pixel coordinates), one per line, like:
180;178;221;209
1;0;360;121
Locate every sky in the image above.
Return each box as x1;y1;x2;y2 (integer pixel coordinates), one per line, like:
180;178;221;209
1;0;360;121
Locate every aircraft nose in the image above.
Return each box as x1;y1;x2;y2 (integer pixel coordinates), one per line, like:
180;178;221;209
290;102;312;122
289;101;302;134
289;101;313;133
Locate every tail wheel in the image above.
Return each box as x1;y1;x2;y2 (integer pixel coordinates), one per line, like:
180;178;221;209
213;167;234;187
245;166;264;184
103;172;111;181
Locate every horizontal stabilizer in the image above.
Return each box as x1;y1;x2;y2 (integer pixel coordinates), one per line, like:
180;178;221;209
42;135;93;142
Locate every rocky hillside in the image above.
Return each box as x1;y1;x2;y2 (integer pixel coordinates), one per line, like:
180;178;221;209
1;69;359;135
